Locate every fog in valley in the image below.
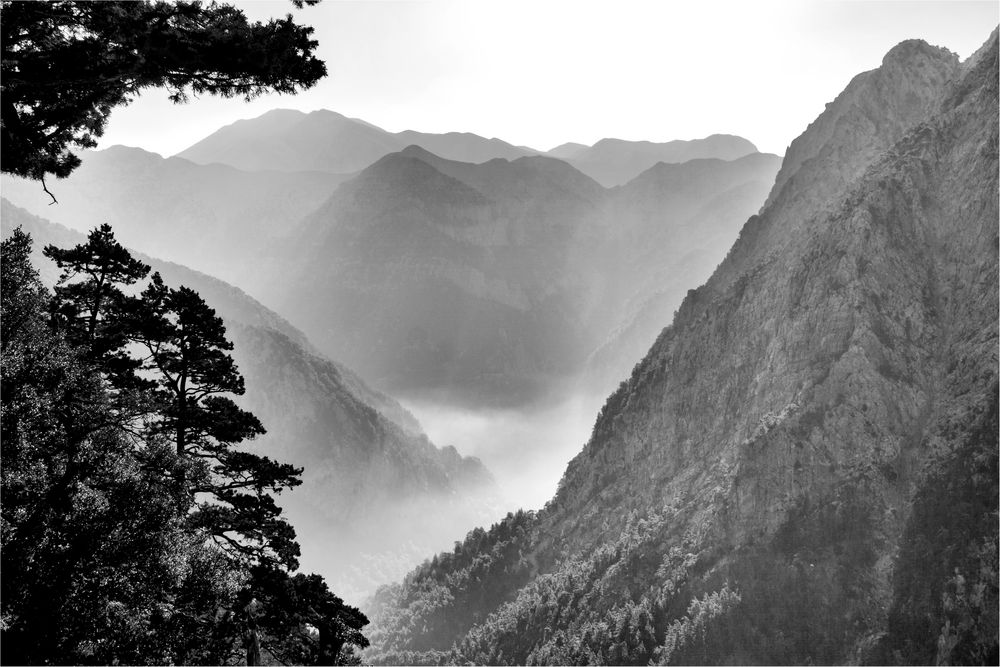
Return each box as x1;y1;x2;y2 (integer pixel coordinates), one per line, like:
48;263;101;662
3;2;997;664
404;392;606;512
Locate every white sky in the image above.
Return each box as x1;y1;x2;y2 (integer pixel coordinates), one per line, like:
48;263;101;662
97;0;998;157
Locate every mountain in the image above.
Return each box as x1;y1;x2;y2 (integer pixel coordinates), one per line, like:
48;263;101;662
253;148;607;406
549;134;760;187
395;131;534;163
252;144;779;406
582;152;782;394
545;142;589;160
365;31;998;665
176;108;537;173
0;146;346;286
1;125;779;409
0;199;502;600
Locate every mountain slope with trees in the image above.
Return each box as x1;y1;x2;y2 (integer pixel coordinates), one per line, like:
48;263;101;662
365;31;999;665
2;201;502;601
2;224;369;665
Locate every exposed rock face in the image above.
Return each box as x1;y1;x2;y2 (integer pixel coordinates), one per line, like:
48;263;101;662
583;153;781;395
365;32;998;665
0;200;501;600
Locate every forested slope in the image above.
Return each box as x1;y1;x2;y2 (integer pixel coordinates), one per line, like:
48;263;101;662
1;200;501;598
365;31;999;665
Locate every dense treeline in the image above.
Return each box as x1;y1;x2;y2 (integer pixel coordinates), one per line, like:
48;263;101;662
368;451;996;666
1;226;368;665
366;509;538;661
366;508;742;665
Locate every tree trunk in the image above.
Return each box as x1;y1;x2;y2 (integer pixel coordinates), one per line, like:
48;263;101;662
318;623;344;666
245;626;261;666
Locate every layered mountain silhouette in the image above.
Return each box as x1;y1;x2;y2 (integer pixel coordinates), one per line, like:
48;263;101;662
2;115;777;407
1;199;502;600
365;30;999;665
548;134;760;187
251;145;779;405
0;146;347;286
176;108;537;173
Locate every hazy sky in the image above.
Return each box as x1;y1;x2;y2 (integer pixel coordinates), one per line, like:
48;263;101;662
98;0;997;157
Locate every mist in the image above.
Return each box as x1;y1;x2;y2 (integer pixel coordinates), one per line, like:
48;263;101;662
403;391;606;512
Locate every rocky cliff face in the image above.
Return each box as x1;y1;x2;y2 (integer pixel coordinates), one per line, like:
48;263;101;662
0;200;501;600
366;31;998;665
583;153;781;395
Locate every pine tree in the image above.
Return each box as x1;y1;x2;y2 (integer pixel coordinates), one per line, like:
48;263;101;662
1;0;326;182
43;223;152;394
133;271;302;571
1;228;188;664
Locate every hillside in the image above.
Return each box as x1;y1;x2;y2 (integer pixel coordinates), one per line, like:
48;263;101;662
3;120;779;409
253;147;779;406
0;199;502;599
0;146;345;286
365;31;998;665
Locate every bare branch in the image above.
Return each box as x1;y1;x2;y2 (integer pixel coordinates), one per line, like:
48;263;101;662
40;176;58;205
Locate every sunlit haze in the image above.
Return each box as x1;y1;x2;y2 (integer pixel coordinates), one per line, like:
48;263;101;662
97;0;998;158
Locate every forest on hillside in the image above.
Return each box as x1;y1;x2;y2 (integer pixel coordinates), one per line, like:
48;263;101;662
3;1;998;666
2;223;369;664
1;1;370;664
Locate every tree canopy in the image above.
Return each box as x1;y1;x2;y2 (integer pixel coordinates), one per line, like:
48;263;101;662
1;226;368;665
0;0;326;182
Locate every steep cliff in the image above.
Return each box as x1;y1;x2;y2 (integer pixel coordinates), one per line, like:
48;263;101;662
366;31;998;664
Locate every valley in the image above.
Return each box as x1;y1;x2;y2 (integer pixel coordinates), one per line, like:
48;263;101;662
1;6;996;663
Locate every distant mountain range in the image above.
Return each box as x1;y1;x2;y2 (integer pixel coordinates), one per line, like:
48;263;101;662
1;199;502;600
247;144;779;405
0;145;347;286
554;135;759;187
2;118;779;407
175;107;760;188
176;108;537;173
365;30;999;665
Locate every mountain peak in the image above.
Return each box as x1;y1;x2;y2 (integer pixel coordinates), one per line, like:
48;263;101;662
763;36;961;215
399;143;450;162
881;38;957;68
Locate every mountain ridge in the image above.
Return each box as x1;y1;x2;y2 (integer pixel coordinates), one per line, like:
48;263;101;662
252;140;779;405
365;30;998;664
